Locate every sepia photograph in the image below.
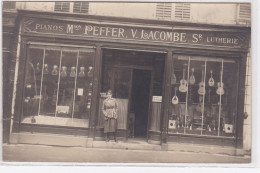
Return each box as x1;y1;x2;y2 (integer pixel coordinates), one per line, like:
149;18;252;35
1;0;254;165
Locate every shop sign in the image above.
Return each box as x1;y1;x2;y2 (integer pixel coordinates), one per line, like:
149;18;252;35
152;96;162;102
22;18;249;49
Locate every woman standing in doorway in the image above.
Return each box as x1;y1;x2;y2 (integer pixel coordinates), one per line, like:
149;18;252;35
102;90;118;142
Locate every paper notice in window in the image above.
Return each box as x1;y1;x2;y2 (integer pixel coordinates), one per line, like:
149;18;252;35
78;88;83;96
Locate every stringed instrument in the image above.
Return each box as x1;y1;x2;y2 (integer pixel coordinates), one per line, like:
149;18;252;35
79;66;85;77
179;68;188;93
87;66;93;77
171;87;179;105
208;70;215;87
198;69;206;95
70;66;76;77
189;68;195;85
216;69;225;95
216;82;225;95
36;63;41;74
43;64;49;74
60;66;67;77
51;65;58;75
171;67;177;85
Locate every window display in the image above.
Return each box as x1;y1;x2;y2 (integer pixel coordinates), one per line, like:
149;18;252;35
21;45;95;128
168;55;238;137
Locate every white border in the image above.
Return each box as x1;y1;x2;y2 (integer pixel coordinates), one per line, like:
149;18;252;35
1;0;260;172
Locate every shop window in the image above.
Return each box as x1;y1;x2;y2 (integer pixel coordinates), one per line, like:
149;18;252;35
174;3;190;21
21;45;95;128
168;55;238;137
54;2;70;12
2;1;16;9
156;3;172;20
73;2;89;14
238;3;251;25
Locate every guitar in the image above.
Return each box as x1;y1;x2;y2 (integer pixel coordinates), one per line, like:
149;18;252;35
70;66;76;77
61;66;67;77
51;65;58;75
79;66;85;77
208;70;215;87
198;69;206;95
179;68;188;93
216;82;225;95
171;87;179;105
216;68;225;95
171;67;177;85
189;68;195;85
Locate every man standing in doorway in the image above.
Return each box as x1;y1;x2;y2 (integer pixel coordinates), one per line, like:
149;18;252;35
102;90;118;142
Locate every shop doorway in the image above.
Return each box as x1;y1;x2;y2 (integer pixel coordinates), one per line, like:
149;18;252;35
130;69;151;138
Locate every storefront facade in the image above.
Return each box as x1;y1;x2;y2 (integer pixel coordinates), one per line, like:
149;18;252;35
8;10;250;151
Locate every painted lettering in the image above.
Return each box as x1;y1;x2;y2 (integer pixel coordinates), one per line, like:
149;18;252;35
67;24;74;34
118;28;125;38
131;29;138;38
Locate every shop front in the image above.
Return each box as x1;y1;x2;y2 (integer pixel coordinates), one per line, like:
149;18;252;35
9;10;250;150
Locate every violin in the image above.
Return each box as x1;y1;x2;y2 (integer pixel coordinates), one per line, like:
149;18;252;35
43;64;49;74
171;67;177;85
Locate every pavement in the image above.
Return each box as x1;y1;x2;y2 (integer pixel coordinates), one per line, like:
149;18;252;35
2;143;251;163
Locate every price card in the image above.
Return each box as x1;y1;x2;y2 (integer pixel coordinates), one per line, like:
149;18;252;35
78;88;84;96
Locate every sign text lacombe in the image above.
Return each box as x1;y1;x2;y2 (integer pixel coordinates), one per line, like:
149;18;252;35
23;18;247;48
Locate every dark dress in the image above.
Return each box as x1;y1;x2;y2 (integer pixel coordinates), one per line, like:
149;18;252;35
102;97;118;133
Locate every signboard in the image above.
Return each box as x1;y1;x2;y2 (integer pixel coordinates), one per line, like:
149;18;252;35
152;96;162;102
22;17;249;49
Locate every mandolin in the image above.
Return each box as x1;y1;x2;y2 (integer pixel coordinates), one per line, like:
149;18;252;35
179;68;188;93
171;67;177;85
198;69;206;95
172;87;179;105
208;70;215;87
189;68;196;85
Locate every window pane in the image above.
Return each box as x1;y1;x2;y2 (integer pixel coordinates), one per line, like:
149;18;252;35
21;46;95;128
22;48;44;119
168;55;238;138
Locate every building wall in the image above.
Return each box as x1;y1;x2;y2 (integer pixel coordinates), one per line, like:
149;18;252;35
3;2;251;150
14;2;248;26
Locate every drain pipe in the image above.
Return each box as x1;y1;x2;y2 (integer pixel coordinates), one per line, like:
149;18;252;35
9;24;22;138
